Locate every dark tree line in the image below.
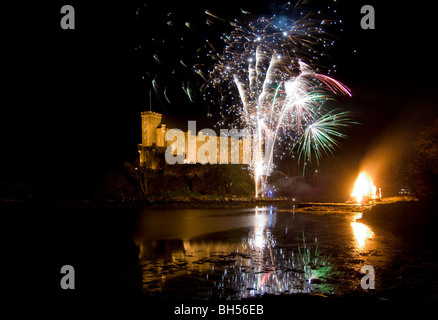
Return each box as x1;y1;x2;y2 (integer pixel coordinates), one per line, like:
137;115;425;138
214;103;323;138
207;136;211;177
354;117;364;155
100;161;254;201
403;119;438;200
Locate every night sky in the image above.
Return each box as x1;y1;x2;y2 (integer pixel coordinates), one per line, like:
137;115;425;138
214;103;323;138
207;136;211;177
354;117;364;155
4;0;438;199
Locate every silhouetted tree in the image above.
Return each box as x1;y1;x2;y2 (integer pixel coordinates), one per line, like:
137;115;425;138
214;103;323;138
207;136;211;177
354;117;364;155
103;169;137;201
405;119;438;199
125;160;156;196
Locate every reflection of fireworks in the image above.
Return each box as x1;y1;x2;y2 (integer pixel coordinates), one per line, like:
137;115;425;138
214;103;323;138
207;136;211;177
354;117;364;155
206;9;354;196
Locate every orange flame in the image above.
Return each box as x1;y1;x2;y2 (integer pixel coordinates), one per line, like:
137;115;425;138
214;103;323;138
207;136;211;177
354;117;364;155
351;172;377;204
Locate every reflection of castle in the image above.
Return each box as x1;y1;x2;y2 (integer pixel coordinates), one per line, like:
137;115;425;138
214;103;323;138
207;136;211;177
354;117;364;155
135;208;336;298
138;110;251;169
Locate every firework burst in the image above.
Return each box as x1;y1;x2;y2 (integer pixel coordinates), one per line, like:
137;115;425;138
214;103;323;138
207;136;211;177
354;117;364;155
205;4;354;196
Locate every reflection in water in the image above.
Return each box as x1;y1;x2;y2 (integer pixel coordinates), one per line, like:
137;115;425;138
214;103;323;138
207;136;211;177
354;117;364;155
351;213;374;250
351;222;374;249
135;206;338;298
239;207;335;297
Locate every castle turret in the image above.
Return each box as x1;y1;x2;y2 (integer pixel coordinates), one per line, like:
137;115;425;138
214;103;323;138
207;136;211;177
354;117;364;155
156;124;167;147
141;111;162;147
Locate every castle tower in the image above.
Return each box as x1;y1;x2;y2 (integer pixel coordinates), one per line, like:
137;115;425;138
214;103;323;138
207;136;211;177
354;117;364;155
141;111;162;147
156;124;167;147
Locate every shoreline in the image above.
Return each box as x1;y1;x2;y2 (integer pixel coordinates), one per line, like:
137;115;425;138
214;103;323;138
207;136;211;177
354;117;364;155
0;195;414;209
358;198;437;235
0;196;292;210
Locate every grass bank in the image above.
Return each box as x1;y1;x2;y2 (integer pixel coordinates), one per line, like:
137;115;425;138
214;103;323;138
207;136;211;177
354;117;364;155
358;199;437;236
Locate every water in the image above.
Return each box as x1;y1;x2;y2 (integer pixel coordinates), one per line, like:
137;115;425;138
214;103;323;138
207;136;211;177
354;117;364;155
22;203;435;302
133;206;404;299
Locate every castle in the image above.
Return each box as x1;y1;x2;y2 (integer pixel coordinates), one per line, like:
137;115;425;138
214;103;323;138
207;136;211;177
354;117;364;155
138;111;251;169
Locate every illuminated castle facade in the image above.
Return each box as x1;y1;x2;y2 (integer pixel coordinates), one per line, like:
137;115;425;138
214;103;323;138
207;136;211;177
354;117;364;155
138;110;251;169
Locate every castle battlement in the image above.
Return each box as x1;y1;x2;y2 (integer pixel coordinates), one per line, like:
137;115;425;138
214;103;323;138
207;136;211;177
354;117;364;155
138;110;250;169
141;111;162;117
